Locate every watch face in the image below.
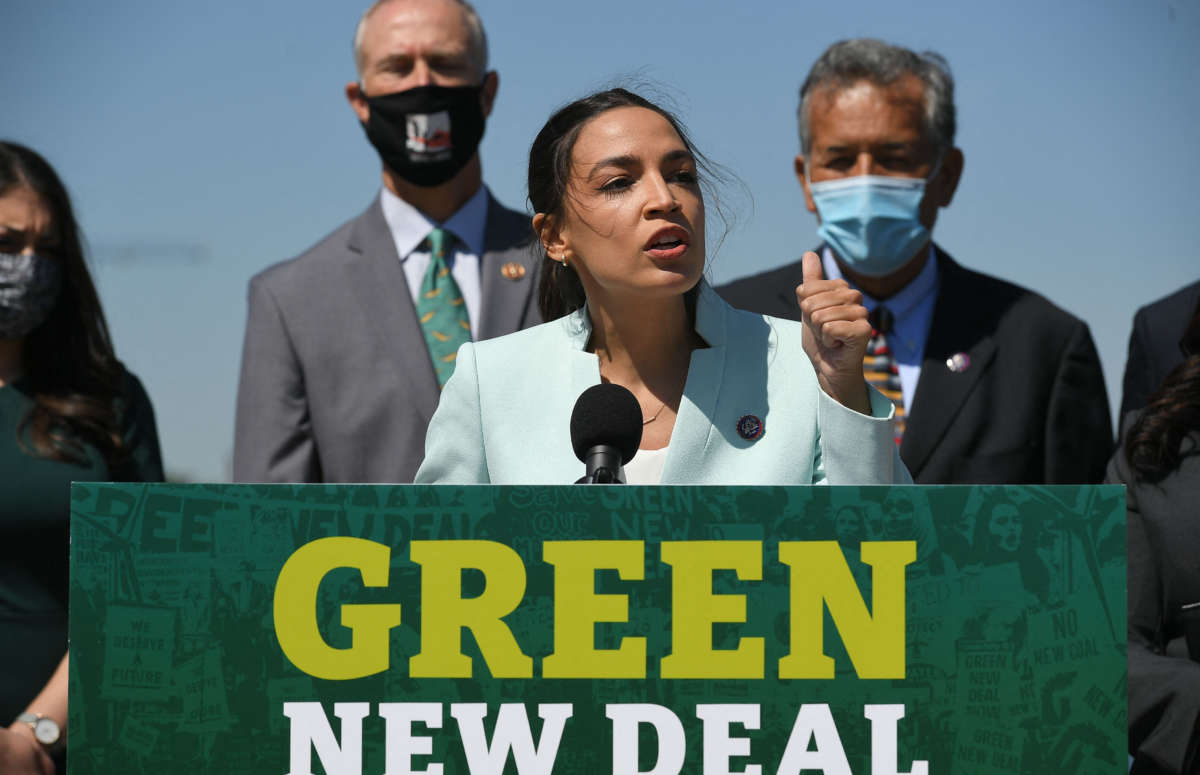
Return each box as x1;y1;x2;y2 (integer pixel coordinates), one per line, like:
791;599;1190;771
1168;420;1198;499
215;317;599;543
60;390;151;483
33;718;59;745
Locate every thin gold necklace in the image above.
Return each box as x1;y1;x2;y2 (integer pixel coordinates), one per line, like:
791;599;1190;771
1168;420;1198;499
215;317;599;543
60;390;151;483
642;399;667;425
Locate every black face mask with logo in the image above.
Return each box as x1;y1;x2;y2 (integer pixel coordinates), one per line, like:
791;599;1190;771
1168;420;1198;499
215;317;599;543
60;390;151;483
360;83;487;188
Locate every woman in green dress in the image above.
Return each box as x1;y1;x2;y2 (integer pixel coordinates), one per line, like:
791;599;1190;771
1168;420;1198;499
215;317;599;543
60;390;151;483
0;141;164;773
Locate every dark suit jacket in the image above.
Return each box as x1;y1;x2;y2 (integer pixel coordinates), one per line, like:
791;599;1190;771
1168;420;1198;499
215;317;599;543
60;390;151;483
1121;279;1200;419
1107;424;1200;775
717;245;1113;483
233;193;540;483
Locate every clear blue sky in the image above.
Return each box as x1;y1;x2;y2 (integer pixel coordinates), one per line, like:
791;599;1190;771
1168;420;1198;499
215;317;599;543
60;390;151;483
3;0;1198;481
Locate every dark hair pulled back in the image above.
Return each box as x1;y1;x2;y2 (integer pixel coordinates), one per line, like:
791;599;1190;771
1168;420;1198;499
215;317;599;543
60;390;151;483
527;88;718;322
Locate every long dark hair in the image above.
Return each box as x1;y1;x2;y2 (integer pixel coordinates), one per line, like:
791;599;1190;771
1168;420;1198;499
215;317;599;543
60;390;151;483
527;88;727;322
1124;306;1200;482
0;141;127;467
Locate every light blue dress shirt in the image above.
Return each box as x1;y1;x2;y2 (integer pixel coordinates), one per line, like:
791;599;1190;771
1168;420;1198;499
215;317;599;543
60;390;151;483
822;244;940;413
380;184;490;334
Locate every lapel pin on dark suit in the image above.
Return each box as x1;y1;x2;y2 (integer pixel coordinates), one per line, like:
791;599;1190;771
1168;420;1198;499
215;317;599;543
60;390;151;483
946;352;971;373
500;262;526;280
737;414;764;441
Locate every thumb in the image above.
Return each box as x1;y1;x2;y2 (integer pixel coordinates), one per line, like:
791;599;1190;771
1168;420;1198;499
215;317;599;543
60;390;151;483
801;251;822;284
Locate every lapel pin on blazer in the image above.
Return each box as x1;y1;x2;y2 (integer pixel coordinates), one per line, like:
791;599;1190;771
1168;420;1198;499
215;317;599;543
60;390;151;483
500;262;526;281
946;352;971;373
736;414;764;441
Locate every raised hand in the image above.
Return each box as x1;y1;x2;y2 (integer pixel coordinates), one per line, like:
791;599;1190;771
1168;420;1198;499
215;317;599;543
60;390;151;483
796;251;872;414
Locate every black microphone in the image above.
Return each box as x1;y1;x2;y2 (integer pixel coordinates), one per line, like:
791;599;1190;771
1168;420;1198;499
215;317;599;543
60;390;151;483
569;384;643;484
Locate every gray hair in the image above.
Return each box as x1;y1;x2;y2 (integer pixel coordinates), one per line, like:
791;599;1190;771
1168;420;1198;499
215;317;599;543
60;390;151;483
798;38;956;157
352;0;489;81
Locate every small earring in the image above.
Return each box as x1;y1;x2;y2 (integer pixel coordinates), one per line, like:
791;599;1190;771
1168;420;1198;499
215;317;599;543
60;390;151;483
560;254;569;267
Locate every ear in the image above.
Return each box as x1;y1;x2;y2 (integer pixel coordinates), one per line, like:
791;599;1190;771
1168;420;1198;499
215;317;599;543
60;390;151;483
346;81;370;123
480;71;499;118
931;147;964;208
532;211;567;262
795;154;817;214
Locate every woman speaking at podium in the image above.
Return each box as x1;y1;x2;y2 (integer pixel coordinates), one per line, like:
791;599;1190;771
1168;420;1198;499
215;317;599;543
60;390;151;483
416;89;910;486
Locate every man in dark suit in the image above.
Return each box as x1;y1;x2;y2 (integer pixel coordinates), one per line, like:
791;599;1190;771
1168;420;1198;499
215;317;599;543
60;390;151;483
233;0;539;483
718;38;1112;484
1120;279;1200;418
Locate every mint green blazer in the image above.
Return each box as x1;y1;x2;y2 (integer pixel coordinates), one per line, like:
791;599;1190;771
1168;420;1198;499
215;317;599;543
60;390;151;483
415;282;911;485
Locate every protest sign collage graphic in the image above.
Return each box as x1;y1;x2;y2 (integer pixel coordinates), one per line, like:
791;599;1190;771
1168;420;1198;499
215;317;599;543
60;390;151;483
68;483;1126;774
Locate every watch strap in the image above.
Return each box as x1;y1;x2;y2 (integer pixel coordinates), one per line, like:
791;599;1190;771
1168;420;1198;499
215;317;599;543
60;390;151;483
15;712;61;749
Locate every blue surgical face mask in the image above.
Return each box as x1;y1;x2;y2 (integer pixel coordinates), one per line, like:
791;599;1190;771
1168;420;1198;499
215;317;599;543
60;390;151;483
808;168;936;278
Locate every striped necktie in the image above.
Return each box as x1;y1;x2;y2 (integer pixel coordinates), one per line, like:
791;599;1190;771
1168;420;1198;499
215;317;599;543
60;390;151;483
865;305;905;444
416;227;471;387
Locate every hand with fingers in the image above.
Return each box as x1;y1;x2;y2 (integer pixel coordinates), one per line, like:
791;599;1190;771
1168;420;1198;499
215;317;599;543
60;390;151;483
795;251;873;415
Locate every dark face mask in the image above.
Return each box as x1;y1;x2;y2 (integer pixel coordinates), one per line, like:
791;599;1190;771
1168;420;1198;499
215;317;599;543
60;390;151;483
0;252;62;340
361;83;487;188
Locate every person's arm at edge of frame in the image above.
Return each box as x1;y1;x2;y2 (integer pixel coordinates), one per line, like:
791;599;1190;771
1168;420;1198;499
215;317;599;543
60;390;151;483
115;369;164;482
7;653;66;773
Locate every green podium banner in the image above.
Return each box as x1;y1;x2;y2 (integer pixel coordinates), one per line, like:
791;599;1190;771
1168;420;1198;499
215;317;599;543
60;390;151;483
68;484;1126;774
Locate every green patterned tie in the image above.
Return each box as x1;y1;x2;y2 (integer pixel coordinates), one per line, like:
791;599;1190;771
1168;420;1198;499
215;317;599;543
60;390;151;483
416;227;471;387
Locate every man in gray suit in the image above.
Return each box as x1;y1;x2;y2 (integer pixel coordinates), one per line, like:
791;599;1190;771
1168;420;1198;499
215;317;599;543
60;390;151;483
234;0;539;483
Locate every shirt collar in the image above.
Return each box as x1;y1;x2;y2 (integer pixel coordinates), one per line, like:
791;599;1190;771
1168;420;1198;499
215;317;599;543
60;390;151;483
379;184;490;260
820;242;939;320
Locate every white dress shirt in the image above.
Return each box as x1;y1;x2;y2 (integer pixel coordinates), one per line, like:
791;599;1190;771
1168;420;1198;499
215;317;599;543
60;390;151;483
822;244;940;414
379;184;489;334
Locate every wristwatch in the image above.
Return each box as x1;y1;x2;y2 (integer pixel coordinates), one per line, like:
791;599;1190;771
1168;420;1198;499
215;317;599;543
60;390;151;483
15;712;61;748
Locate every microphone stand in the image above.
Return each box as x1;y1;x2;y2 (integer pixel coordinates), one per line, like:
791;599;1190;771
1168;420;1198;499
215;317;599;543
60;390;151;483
575;444;626;484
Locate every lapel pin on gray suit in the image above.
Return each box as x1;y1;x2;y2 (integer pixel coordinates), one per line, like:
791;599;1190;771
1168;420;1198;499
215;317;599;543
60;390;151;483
233;0;540;485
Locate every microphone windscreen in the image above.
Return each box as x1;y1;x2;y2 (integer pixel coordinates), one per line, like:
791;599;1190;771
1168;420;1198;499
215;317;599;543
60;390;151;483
570;383;643;464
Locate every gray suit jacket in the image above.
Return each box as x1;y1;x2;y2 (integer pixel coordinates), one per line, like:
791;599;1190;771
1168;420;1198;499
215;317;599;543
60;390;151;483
233;193;541;483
